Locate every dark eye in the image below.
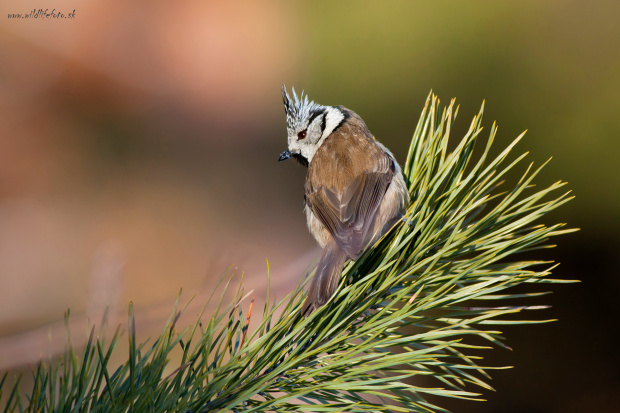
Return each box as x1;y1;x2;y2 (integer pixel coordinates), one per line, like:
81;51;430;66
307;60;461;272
297;130;307;140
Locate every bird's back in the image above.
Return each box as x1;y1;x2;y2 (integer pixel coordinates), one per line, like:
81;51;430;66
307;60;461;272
307;109;388;194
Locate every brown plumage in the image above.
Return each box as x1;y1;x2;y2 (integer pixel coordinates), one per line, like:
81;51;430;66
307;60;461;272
306;111;395;257
302;110;407;314
278;88;409;315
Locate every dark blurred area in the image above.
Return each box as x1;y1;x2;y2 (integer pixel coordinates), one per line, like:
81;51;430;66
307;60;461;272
1;1;618;411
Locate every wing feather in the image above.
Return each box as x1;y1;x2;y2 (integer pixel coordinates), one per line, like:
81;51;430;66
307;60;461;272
307;155;395;259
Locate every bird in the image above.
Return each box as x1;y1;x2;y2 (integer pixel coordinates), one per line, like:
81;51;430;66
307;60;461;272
278;86;410;314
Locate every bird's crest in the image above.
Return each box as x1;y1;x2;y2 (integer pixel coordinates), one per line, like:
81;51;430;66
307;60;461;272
282;85;325;132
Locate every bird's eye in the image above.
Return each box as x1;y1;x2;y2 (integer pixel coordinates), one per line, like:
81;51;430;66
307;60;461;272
297;130;307;140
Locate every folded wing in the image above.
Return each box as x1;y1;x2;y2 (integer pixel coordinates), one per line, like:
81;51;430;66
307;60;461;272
307;155;395;259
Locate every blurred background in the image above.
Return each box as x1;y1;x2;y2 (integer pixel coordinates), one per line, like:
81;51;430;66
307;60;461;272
1;0;619;411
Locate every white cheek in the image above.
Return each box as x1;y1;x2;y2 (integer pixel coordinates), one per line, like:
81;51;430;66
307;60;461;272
288;136;299;150
319;107;345;144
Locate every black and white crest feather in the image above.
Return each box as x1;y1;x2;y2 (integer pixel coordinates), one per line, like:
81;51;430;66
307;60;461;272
282;86;326;132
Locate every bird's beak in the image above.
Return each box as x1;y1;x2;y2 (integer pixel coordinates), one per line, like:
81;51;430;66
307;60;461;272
278;150;292;162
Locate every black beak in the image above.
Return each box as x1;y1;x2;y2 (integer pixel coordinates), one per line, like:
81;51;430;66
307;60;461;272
278;150;292;162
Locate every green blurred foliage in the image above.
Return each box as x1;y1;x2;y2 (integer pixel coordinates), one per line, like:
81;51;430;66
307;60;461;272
296;0;620;231
284;4;620;410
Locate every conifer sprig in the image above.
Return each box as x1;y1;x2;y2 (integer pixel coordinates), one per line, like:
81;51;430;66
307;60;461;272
0;94;576;412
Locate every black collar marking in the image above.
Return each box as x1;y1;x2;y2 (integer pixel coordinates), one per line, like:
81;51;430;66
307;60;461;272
292;153;309;167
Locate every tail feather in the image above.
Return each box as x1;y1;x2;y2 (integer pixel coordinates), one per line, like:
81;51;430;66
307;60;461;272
302;240;347;315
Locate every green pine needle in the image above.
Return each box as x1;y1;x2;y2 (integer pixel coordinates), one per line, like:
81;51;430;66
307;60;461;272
1;93;577;412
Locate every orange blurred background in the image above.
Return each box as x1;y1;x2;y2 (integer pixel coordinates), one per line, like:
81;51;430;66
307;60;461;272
1;1;619;411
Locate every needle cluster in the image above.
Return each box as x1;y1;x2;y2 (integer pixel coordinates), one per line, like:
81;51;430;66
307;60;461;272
0;94;577;412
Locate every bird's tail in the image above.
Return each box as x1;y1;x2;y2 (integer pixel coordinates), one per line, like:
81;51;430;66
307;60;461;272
302;240;347;315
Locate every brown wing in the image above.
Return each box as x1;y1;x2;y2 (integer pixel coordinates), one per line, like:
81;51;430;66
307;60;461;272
307;155;395;259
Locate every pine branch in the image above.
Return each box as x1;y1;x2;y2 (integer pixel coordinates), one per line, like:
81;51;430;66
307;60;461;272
0;93;577;412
